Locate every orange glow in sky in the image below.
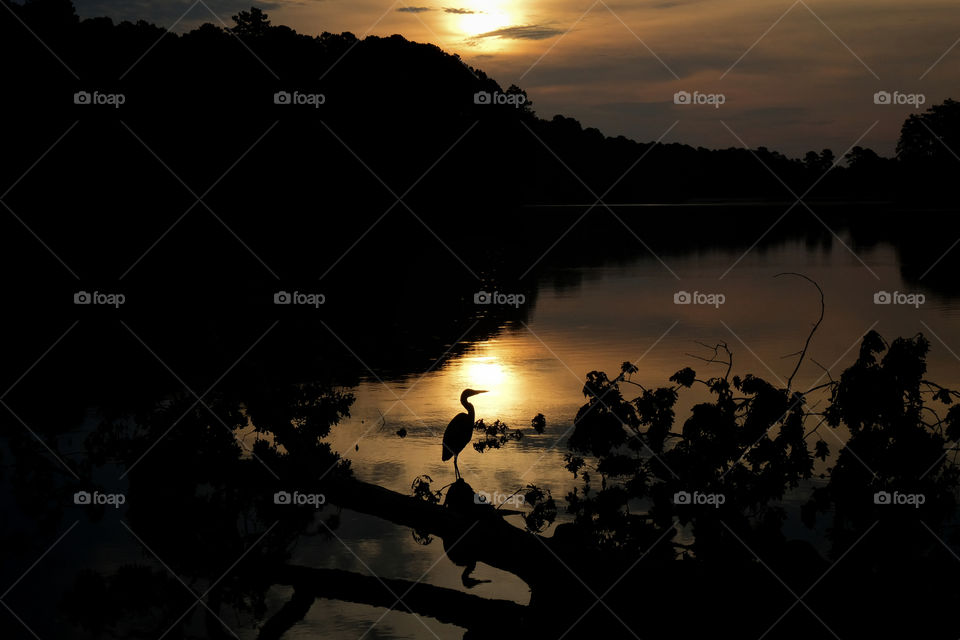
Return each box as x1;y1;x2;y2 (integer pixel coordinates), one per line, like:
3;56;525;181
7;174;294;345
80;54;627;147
94;0;960;155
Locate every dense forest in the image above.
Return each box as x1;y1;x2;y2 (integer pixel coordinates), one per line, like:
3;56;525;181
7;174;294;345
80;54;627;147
4;0;959;314
4;0;960;210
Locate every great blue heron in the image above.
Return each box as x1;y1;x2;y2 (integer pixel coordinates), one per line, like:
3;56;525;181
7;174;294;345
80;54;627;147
442;389;487;480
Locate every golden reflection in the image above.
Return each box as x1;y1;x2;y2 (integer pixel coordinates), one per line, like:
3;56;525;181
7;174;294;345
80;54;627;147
449;346;528;422
462;357;506;388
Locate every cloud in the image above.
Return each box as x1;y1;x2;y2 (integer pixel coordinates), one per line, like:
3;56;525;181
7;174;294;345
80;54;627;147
443;7;476;14
396;6;432;13
474;24;563;40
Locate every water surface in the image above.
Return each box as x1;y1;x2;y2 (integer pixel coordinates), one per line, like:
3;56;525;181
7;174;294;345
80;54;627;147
293;235;960;639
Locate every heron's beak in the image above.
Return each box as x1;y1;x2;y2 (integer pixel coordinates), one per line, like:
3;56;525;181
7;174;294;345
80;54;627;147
471;390;488;396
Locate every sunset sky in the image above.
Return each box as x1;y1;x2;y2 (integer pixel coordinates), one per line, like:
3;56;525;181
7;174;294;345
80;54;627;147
74;0;960;156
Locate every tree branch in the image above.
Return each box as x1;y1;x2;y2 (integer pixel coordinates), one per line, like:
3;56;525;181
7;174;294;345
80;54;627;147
324;477;557;587
264;564;526;637
774;273;824;390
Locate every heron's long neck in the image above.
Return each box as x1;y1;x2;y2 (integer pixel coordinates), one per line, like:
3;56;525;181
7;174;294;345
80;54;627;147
462;399;475;420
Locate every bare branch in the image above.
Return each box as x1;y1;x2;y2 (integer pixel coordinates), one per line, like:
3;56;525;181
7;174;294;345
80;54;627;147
809;358;835;383
774;273;824;390
687;341;733;379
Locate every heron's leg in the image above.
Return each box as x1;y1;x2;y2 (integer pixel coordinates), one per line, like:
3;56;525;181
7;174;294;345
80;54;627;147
454;454;460;480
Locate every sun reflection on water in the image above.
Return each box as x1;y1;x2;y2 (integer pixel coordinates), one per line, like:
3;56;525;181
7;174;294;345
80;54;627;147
461;356;506;387
449;348;525;421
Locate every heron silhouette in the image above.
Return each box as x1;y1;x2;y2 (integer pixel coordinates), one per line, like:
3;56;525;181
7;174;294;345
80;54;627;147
442;389;487;480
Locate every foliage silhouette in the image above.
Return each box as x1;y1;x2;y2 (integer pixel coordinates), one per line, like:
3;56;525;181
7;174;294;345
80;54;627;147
36;326;959;638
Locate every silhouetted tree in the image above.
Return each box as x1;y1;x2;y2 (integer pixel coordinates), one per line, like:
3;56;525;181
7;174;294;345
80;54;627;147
231;7;271;37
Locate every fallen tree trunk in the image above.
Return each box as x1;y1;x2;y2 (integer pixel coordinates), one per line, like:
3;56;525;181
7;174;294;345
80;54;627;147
267;476;623;638
323;476;561;588
261;564;527;640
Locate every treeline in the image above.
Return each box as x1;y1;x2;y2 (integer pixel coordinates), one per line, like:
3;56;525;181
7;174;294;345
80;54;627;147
4;0;958;214
2;0;958;324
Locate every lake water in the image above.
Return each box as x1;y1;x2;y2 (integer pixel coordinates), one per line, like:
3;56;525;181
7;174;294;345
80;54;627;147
282;234;960;639
8;231;960;640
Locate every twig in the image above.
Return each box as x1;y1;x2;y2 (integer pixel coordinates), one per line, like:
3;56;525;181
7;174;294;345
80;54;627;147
496;487;526;511
687;341;733;379
922;380;960;400
621;379;648;392
774;273;824;391
809;358;835;383
802;415;830;440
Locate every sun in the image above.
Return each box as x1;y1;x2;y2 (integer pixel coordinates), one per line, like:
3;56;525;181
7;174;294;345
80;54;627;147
451;0;512;38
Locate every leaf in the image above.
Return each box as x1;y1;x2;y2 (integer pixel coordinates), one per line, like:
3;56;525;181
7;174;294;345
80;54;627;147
858;330;886;363
814;440;830;461
531;413;546;434
582;371;612;398
473;419;522;453
934;388;954;405
564;453;586;478
521;484;557;533
411;475;441;504
670;367;696;388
